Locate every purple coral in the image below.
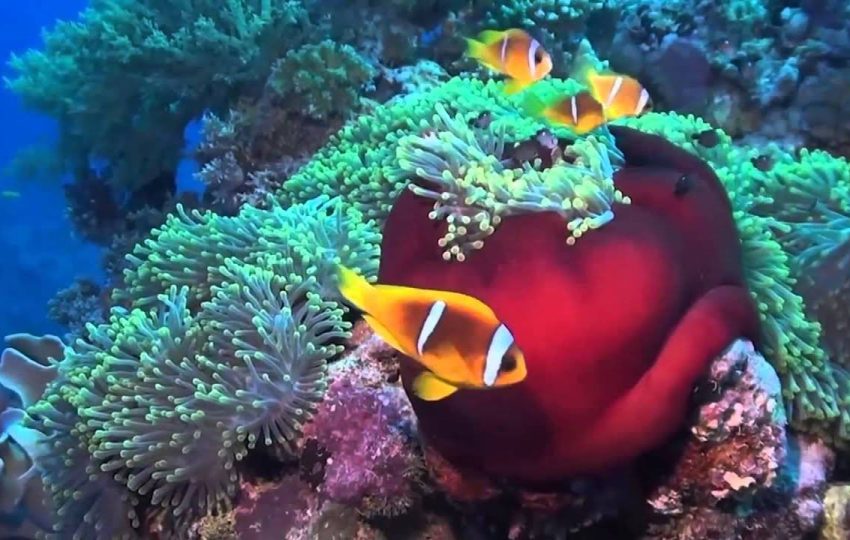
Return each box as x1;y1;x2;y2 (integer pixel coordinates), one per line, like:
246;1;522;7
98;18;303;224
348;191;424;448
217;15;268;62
302;364;421;517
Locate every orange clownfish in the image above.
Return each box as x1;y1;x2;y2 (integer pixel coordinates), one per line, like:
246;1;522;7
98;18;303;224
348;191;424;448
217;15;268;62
522;90;607;134
578;67;653;122
336;265;528;401
464;29;553;95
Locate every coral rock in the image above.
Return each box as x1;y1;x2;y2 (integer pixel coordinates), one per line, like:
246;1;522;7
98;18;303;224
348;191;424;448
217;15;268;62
645;341;834;540
300;334;422;518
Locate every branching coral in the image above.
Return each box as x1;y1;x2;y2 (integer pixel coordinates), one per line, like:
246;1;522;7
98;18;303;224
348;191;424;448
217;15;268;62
268;40;376;121
482;0;604;30
24;196;380;539
47;279;107;341
6;0;312;189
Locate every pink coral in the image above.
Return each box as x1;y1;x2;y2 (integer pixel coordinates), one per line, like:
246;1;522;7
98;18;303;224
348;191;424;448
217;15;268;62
300;333;421;517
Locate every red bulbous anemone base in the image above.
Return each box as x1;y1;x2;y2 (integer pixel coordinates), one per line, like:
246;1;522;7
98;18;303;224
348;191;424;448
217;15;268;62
378;126;763;486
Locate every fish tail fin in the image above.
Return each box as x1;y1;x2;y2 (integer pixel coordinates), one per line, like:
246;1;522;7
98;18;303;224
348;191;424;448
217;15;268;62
569;38;601;87
464;36;489;62
520;91;549;119
336;264;373;313
503;78;531;95
571;58;597;88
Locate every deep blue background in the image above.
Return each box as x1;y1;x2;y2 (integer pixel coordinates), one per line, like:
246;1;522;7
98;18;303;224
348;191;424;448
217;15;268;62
1;3;102;339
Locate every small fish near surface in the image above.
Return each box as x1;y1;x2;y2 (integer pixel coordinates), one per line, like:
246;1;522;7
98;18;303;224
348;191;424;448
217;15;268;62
336;265;528;401
1;190;21;199
464;28;553;95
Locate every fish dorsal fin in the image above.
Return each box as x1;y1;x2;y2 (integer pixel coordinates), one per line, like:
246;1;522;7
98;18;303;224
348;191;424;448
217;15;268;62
476;29;507;45
363;314;405;353
412;371;459;401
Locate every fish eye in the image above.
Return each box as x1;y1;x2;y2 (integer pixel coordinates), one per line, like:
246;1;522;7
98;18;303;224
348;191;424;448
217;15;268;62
500;353;517;373
534;49;545;64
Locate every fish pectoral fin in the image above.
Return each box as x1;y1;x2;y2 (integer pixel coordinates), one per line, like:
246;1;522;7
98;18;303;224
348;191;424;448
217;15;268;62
363;314;405;353
412;372;459;401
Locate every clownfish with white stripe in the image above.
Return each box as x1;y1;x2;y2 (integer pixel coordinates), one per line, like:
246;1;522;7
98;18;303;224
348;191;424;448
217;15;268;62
336;265;528;401
522;69;652;134
464;28;553;95
521;90;607;134
575;64;653;123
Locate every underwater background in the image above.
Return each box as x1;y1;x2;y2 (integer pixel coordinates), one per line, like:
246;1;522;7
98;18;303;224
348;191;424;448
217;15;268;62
0;1;97;339
2;0;850;538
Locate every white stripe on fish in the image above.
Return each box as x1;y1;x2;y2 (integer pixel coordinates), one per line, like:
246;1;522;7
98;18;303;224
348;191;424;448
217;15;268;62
605;76;623;108
500;35;510;69
528;39;540;78
483;324;514;386
417;300;446;356
635;88;650;115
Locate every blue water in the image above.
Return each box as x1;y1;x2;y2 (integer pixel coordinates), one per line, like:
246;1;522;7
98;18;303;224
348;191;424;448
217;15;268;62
0;3;100;340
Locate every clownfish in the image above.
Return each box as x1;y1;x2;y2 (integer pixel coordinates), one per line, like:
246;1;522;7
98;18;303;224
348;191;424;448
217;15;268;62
464;28;553;95
522;90;607;134
336;265;528;401
576;66;653;122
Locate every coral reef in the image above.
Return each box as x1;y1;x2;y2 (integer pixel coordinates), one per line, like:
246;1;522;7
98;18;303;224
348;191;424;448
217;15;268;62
273;74;850;450
610;0;850;155
7;0;314;189
195;333;835;540
301;356;422;518
23;196;380;538
46;278;107;342
9;1;850;534
267;40;376;122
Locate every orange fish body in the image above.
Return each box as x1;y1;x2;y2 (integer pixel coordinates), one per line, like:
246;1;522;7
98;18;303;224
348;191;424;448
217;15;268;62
465;29;553;94
336;265;528;401
524;90;607;134
581;69;652;121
